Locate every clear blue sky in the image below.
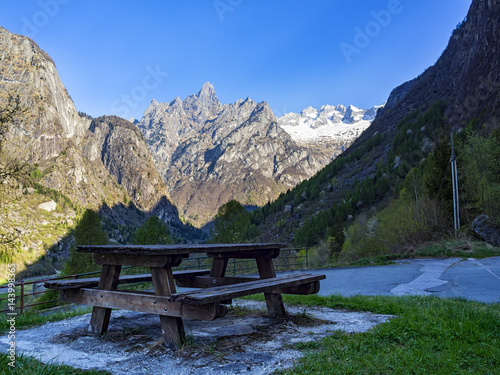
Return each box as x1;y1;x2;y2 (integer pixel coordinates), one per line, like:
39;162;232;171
0;0;472;120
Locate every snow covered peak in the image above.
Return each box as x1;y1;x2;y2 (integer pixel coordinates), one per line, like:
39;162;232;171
278;103;383;144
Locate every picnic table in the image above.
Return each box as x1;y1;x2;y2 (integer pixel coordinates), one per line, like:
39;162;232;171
45;243;325;348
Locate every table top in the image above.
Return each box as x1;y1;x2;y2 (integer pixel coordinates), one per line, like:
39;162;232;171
77;243;287;256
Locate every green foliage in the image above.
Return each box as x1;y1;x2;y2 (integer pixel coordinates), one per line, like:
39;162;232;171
132;216;173;245
279;294;499;374
209;200;251;243
63;209;108;275
29;166;43;181
341;161;450;263
458;128;500;222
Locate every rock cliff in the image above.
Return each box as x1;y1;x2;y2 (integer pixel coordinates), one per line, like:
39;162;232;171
0;26;190;276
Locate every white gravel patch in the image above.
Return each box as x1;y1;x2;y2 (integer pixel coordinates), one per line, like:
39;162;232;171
1;300;394;374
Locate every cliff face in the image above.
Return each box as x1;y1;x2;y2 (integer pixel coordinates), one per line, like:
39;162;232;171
85;115;181;226
0;26;126;209
368;0;500;138
0;26;182;221
0;26;192;275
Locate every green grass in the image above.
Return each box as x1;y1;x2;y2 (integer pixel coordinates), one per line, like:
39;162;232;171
275;294;500;374
335;237;500;268
0;306;92;332
0;353;109;374
1;293;499;374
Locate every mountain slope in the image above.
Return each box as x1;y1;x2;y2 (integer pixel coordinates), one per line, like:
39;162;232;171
254;0;500;245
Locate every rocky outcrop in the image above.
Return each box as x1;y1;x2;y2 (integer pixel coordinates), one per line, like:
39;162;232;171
369;0;500;136
471;215;500;246
139;84;331;226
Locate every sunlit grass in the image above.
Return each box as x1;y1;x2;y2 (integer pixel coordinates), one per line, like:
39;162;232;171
0;353;109;374
276;294;500;374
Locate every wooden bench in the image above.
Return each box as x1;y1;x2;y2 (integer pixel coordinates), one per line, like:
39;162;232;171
171;273;325;305
47;243;326;348
54;273;325;321
44;269;210;289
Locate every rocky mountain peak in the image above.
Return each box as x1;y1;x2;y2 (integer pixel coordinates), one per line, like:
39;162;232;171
248;102;277;124
185;81;221;111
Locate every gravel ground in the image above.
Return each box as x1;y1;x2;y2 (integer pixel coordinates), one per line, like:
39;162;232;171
1;300;394;374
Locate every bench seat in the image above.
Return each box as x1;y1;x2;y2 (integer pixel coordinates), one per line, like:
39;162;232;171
171;273;326;305
56;273;325;320
44;269;210;289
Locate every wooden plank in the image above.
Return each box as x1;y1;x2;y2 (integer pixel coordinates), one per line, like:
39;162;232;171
170;274;325;305
45;269;210;290
88;265;121;335
256;257;285;316
93;253;184;267
280;281;321;295
175;275;260;288
78;243;286;256
60;288;223;320
151;265;185;349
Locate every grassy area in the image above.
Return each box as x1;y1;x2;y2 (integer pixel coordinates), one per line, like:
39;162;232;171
275;294;500;374
0;306;92;332
334;237;500;267
0;353;109;374
0;294;498;374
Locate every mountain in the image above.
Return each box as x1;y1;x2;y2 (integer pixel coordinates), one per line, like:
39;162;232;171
253;0;500;245
0;27;193;276
139;84;379;227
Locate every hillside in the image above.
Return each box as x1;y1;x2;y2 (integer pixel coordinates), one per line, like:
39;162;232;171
0;27;201;277
250;0;500;250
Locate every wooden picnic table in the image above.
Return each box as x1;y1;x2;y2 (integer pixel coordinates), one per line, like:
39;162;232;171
45;243;325;348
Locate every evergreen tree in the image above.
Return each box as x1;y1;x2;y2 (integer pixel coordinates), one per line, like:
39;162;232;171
133;216;173;245
209;200;251;243
326;218;345;257
63;209;108;275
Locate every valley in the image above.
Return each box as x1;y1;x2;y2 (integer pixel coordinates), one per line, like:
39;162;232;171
0;0;499;282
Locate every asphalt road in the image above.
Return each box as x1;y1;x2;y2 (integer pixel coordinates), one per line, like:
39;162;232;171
283;257;500;303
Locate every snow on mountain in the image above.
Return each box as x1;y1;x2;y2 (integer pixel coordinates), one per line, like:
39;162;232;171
278;104;384;144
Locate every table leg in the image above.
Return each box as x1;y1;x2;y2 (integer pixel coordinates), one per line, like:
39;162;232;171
256;257;286;316
151;266;185;349
210;258;228;277
209;257;231;304
88;264;122;334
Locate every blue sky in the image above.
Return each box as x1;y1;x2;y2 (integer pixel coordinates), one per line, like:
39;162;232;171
0;0;472;120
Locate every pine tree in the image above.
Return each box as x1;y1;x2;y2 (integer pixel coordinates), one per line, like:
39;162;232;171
209;200;251;243
133;216;173;245
63;210;108;275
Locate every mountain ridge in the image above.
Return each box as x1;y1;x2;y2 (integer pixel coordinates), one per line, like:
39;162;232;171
139;83;378;227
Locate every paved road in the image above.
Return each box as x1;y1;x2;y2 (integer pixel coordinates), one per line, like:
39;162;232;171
283;257;500;303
